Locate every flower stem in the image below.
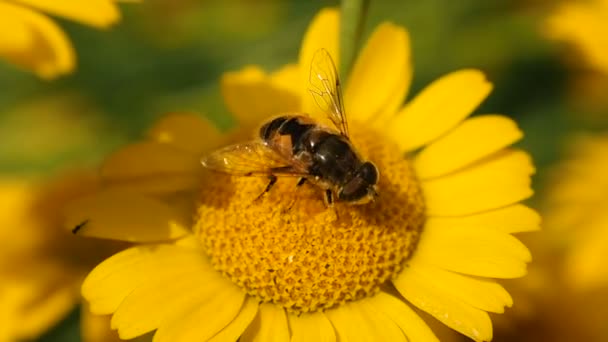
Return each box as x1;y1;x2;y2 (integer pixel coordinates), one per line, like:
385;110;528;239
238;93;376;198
339;0;370;82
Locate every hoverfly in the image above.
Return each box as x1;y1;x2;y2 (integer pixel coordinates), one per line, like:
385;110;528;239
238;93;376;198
202;48;379;206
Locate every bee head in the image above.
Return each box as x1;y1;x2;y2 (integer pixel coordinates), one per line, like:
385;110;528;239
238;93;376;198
338;162;379;204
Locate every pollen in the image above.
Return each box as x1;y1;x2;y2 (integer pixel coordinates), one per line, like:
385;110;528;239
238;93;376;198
195;128;426;313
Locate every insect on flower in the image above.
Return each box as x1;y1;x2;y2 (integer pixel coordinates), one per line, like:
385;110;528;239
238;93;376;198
202;49;379;206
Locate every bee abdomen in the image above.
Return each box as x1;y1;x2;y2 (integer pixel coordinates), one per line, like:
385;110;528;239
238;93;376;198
279;117;315;152
260;115;315;153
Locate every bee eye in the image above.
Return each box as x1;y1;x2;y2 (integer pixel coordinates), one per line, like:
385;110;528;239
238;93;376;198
359;162;378;185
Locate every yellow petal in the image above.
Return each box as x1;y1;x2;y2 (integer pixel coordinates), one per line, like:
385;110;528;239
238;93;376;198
152;283;246;342
15;287;78;339
104;176;202;196
412;223;531;278
370;63;410;130
0;180;38;247
81;304;122;342
545;3;608;73
208;298;259;342
345;23;411;124
288;312;335;342
101;141;202;184
0;271;79;340
393;264;493;342
147;113;226;156
565;215;608;290
425;204;541;234
388;70;493;152
406;262;512;313
0;2;74;79
365;292;438;342
101;140;203;195
241;303;289;342
82;247;146;314
174;235;204;249
422;149;535;216
221;66;301;130
0;10;30;52
299;8;340;116
270;63;302;99
415;115;523;179
82;245;208;314
12;0;121;28
325;300;406;341
112;257;228;339
64;188;189;242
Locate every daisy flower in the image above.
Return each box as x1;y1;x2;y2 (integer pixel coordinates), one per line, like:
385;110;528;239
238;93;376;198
66;8;538;342
0;172;127;341
0;0;137;79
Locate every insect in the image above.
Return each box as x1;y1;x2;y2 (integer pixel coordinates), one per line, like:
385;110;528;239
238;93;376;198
202;48;379;206
71;219;89;234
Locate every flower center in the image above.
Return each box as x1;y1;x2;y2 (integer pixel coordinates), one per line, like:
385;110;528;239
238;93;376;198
195;127;425;313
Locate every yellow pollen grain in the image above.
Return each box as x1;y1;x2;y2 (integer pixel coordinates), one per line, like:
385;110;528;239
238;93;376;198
196;128;426;313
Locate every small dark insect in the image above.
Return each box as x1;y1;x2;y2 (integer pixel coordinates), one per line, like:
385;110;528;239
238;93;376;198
71;219;89;234
202;49;379;206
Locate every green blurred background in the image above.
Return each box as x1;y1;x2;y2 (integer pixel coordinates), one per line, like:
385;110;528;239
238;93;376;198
2;0;596;178
0;0;604;340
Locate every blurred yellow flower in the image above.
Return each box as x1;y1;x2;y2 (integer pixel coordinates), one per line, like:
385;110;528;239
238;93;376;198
0;0;137;79
544;0;608;118
545;0;608;74
544;134;608;291
0;172;127;341
66;8;538;342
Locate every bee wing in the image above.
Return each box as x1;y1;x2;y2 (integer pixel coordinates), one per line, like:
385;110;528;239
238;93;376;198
201;141;309;177
308;48;349;138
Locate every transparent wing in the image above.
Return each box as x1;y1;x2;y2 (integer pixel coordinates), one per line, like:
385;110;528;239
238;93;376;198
308;48;349;137
201;140;308;177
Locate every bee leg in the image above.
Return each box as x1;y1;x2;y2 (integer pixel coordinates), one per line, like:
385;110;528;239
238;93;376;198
324;190;340;221
324;189;334;207
255;175;278;201
282;177;307;213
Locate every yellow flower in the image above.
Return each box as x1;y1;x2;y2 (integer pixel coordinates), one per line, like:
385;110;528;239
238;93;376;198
0;0;137;79
66;8;538;342
545;0;608;74
544;134;608;291
0;172;127;341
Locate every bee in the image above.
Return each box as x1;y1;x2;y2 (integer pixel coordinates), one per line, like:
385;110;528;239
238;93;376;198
202;48;379;206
